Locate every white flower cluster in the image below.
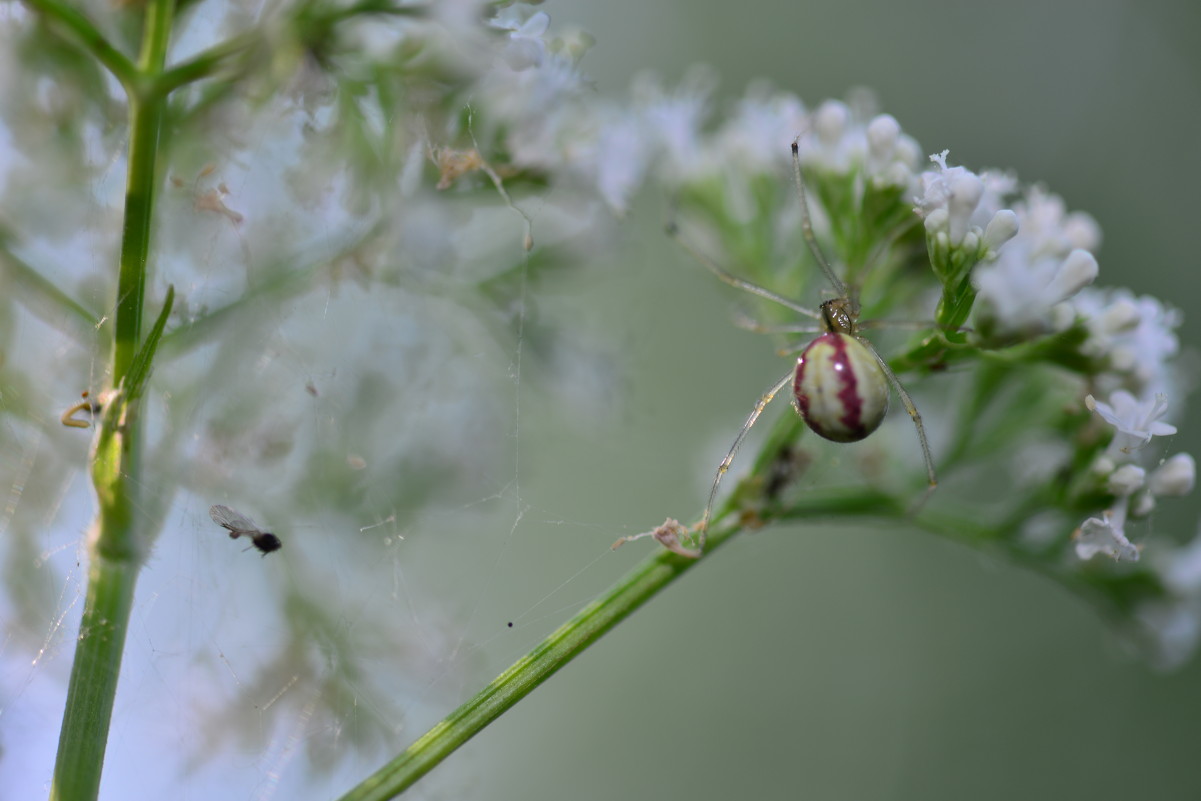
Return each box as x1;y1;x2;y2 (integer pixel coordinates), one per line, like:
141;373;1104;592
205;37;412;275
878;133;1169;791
973;186;1101;336
797;98;922;189
482;60;814;214
909;145;1192;575
914;151;1018;254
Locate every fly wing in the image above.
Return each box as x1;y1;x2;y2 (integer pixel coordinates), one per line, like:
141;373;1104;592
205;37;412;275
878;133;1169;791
209;504;258;533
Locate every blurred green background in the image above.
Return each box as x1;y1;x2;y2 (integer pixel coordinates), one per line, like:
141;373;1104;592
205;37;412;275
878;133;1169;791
456;1;1201;799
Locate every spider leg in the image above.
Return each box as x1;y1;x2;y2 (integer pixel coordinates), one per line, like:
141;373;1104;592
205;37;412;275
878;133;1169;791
791;139;848;300
859;336;938;498
732;314;824;336
699;369;795;551
666;221;820;320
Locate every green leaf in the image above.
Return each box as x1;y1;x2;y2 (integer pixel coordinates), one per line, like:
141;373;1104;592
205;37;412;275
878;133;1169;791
125;284;174;402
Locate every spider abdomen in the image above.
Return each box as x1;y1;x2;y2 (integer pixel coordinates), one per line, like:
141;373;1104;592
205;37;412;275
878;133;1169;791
794;332;890;443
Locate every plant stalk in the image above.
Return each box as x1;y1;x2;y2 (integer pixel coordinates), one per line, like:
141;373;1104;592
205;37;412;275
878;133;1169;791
49;0;174;794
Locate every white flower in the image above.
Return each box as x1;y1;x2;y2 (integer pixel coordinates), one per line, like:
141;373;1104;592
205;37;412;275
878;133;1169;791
1011;186;1101;256
974;245;1097;334
632;69;714;186
586;107;653;212
1086;391;1177;456
489;8;551;69
1107;464;1146;496
1136;600;1201;671
981;210;1019;254
1149;453;1196;497
798;99;921;188
1156;524;1201;595
1075;499;1138;561
714;84;807;176
969;184;1103;336
1073;288;1181;399
914;151;1014;250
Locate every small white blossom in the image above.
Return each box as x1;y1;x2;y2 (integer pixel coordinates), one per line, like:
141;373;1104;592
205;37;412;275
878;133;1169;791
1075;499;1138;562
633;69;714;186
714;85;807;174
588;109;653;212
1132;491;1156;517
489;7;551;69
798;99;920;189
973;244;1098;335
981;210;1019;254
1086;391;1177;456
1138;522;1201;667
970;184;1103;337
1136;600;1201;671
1107;464;1146;496
914;151;1012;249
1156;525;1201;596
1074;288;1181;399
1149;453;1196;497
1011;186;1101;256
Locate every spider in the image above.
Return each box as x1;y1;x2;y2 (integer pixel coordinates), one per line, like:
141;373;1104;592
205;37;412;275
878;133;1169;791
677;138;937;552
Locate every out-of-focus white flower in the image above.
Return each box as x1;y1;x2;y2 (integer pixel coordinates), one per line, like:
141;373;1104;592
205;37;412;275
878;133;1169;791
1074;288;1181;400
1107;464;1146;496
981;210;1020;254
714;84;807;176
1149;453;1196;497
589;110;653;212
1156;525;1201;596
798;99;921;189
489;7;551;69
969;184;1102;336
1086;391;1177;457
1141;521;1201;668
632;69;715;186
1075;499;1138;561
1012;186;1101;256
974;245;1098;335
1136;600;1201;671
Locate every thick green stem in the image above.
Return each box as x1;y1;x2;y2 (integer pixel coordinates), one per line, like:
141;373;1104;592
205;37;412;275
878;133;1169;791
48;557;139;801
50;0;174;797
110;96;160;379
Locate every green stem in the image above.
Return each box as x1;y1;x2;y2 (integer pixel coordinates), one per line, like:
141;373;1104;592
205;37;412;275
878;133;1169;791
51;0;175;796
48;557;140;801
336;518;743;801
19;0;138;89
150;31;258;99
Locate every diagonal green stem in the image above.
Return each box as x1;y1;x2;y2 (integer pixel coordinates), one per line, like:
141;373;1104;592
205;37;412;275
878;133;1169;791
19;0;138;88
335;518;741;801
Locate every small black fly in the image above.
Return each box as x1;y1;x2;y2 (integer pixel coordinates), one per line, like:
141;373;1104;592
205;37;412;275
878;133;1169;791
209;504;282;555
